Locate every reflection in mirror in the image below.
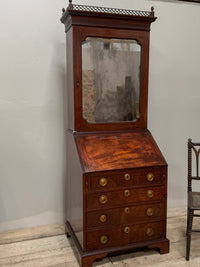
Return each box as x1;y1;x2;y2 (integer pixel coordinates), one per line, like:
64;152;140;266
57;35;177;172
82;37;141;123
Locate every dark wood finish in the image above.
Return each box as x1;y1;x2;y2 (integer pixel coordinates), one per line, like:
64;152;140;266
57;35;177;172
66;220;169;267
148;239;170;254
61;4;156;34
86;186;165;209
66;132;83;248
86;166;167;191
66;28;74;130
61;4;156;132
61;2;169;266
72;27;150;132
75;130;167;173
86;221;165;250
86;201;165;229
186;139;200;260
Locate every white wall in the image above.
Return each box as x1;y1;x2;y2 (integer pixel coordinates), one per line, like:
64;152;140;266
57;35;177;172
0;0;200;232
0;0;67;231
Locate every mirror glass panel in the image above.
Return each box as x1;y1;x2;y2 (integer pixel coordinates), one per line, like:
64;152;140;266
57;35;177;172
82;37;141;123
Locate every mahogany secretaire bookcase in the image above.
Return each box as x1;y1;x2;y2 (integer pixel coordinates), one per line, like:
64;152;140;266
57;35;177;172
61;1;169;266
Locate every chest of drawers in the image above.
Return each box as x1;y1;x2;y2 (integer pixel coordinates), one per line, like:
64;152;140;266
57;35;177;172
66;130;169;266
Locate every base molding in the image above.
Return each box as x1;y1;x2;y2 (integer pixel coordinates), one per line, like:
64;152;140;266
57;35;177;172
66;221;170;267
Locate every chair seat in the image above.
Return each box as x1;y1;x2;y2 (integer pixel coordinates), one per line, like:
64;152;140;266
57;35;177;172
188;192;200;210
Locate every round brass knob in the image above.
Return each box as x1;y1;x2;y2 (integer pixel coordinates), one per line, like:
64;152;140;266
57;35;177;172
147;173;154;182
124;227;130;233
124;173;130;181
147;190;154;198
100;235;108;244
124;207;130;214
99;214;107;223
99;178;107;187
146;227;153;237
99;195;108;204
147;208;153;216
124;190;130;197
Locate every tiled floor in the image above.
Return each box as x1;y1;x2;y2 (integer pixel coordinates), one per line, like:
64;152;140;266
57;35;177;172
1;207;200;266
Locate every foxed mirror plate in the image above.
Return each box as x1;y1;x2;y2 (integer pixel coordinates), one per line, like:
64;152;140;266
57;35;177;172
82;37;141;124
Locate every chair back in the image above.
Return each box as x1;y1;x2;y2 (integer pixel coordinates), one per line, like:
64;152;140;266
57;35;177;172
188;138;200;192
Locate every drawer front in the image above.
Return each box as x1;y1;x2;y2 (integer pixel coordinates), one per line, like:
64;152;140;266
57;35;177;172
86;221;165;250
86;185;165;209
87;167;166;191
86;202;165;229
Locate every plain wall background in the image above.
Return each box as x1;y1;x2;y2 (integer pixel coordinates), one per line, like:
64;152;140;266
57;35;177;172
0;0;200;232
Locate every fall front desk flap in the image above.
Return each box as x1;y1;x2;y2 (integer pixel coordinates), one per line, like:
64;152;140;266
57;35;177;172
74;129;167;173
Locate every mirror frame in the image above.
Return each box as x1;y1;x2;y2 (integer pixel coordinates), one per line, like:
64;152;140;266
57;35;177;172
73;26;150;131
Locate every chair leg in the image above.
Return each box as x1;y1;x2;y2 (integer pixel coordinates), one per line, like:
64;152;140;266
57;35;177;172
186;208;189;236
186;209;193;261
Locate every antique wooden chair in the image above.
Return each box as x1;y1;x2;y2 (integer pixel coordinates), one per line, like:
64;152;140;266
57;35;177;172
186;138;200;260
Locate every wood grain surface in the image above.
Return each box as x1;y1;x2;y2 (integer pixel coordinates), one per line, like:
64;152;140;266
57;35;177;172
75;130;167;173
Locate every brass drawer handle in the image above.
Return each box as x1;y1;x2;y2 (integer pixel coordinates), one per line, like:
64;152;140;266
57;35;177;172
147;190;154;198
124;207;130;214
99;195;108;204
146;227;153;237
124;190;130;197
99;178;107;187
124;226;130;233
100;235;108;244
124;173;130;180
147;173;154;182
147;208;153;216
99;214;107;223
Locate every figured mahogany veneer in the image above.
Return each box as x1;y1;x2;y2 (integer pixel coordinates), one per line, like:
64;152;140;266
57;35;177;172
65;129;169;266
86;166;166;191
86;201;165;229
61;2;169;266
86;185;165;209
75;130;166;173
86;221;165;251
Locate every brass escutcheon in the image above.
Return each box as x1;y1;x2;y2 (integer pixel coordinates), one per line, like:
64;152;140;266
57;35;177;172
147;190;154;198
146;227;153;237
147;173;154;182
124;190;130;197
124;173;130;181
124;207;130;214
124;226;130;233
99;195;108;204
100;235;108;244
99;177;107;187
147;208;153;216
99;214;107;223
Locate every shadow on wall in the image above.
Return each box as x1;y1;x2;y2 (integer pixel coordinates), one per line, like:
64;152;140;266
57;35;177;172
44;41;68;223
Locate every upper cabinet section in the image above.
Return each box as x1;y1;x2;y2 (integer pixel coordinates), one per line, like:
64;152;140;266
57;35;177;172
61;1;157;132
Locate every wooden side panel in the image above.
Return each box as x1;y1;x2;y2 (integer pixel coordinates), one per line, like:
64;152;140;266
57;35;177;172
67;132;83;247
66;28;74;131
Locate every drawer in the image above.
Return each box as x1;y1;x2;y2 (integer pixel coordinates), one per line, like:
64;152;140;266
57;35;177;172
86;166;166;191
86;202;165;229
86;221;165;251
86;185;165;209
